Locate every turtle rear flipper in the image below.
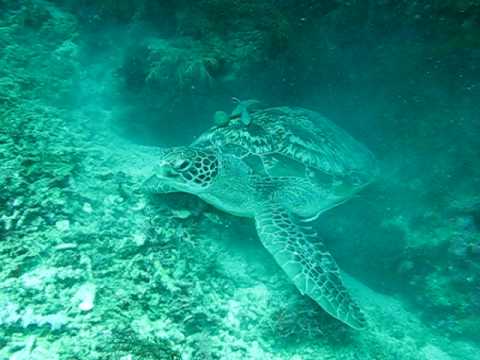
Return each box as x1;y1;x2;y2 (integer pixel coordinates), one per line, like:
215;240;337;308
254;201;367;330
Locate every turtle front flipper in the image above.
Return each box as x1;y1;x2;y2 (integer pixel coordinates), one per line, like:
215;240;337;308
254;202;367;330
142;175;178;194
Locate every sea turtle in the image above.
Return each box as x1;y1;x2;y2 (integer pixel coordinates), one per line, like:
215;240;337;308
144;106;378;329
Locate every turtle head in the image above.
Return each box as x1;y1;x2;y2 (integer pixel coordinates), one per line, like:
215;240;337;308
155;147;219;193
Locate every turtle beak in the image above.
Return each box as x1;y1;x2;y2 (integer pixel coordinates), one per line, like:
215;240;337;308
156;160;178;179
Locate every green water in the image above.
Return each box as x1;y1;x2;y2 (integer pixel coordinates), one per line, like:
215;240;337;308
1;1;479;359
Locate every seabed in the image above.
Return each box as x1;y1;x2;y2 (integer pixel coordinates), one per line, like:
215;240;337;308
1;1;479;359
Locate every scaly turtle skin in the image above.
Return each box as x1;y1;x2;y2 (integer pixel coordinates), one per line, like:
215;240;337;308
144;106;377;330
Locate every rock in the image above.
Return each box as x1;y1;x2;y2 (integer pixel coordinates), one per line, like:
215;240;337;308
132;232;146;246
55;219;70;232
21;267;56;290
82;202;93;213
171;209;192;219
421;344;452;360
73;283;96;312
54;243;78;251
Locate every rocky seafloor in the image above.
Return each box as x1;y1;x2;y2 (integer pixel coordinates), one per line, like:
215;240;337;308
1;1;480;359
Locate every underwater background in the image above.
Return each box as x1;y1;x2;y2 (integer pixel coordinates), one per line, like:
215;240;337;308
1;0;479;359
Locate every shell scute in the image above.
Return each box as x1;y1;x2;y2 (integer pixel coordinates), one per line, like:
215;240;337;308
193;106;377;191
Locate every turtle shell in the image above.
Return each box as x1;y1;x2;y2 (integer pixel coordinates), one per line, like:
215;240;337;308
193;107;378;193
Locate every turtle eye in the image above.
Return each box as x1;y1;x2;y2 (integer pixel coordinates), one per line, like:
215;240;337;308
173;159;190;171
